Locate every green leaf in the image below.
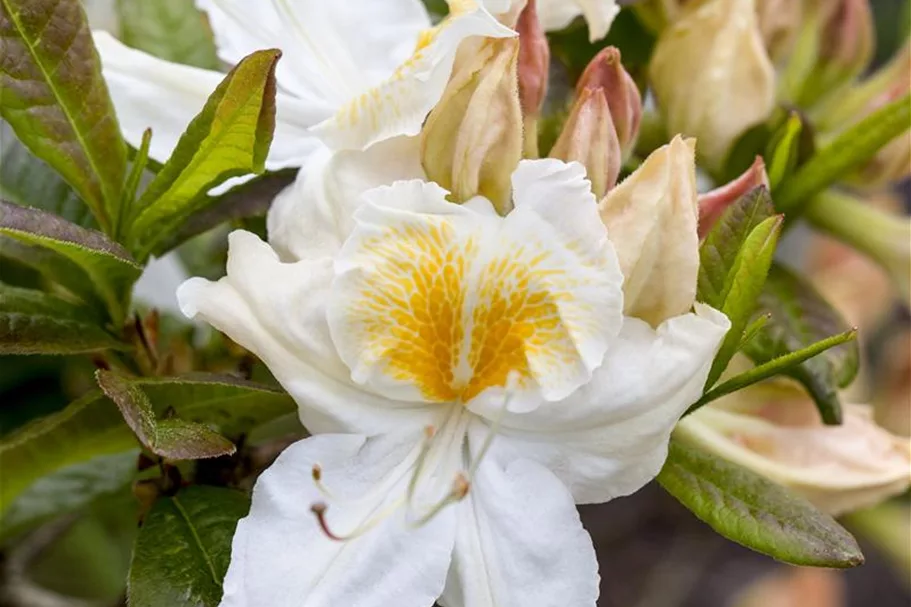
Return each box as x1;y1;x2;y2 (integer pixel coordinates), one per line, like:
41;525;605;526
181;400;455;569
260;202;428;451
129;486;249;607
742;264;859;424
0;375;295;514
775;92;911;215
658;437;864;568
128;49;281;259
765;112;803;191
0;0;128;233
0;284;125;355
704;214;783;388
118;0;219;69
0;201;143;321
697;187;776;309
0;121;95;228
0;451;137;541
687;329;857;415
97;370;237;460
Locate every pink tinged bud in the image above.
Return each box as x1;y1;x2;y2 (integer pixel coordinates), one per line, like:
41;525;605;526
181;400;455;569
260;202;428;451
820;0;874;74
576;47;642;156
550;87;622;198
755;0;804;62
697;156;770;238
517;0;550;118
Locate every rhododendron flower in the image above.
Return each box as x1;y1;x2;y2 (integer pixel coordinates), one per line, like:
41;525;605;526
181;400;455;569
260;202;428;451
178;160;728;606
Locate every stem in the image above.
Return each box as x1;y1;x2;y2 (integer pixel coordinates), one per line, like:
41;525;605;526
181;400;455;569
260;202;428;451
523;116;540;159
804;189;911;301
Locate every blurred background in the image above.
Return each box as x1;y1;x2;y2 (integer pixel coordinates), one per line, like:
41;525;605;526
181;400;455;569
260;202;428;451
0;0;908;605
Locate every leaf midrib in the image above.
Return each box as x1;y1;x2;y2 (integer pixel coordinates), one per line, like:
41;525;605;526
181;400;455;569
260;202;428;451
1;0;114;228
171;494;221;589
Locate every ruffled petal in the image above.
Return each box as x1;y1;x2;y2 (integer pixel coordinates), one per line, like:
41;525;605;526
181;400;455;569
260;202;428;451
94;32;323;170
327;169;622;408
537;0;619;41
440;427;598;607
468;304;730;503
266;136;423;262
177;230;435;434
312;2;515;151
221;432;456;607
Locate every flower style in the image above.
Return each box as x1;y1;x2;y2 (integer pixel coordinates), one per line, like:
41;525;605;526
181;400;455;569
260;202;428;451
178;157;729;606
93;0;513;172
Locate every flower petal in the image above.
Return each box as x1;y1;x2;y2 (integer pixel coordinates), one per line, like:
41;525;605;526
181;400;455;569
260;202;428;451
440;430;598;607
537;0;619;41
267;136;423;262
94;32;323;170
327;169;623;408
221;432;456;607
177;230;435;434
679;401;911;516
468;304;730;503
311;2;515;151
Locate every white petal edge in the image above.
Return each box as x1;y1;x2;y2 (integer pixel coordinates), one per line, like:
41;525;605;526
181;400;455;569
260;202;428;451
310;2;515;151
177;230;436;435
220;432;456;607
468;304;730;503
537;0;619;41
440;425;599;607
94;31;325;171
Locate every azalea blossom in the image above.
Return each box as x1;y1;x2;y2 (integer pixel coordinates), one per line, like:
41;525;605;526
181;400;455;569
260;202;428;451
485;0;621;42
93;0;514;173
178;158;729;606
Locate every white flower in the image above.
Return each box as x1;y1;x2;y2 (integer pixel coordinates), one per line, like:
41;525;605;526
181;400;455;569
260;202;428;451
485;0;620;42
93;0;513;172
178;160;729;607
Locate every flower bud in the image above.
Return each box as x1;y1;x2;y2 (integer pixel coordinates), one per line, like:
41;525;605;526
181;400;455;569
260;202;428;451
598;136;699;326
576;47;642;157
421;38;523;214
755;0;803;62
517;0;549;119
679;383;911;516
697;156;769;238
550;87;622;198
816;0;874;89
649;0;776;170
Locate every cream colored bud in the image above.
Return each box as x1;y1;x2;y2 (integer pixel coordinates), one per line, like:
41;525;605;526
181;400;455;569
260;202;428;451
755;0;803;62
679;385;911;516
697;156;769;238
421;38;523;214
576;47;642;156
550;87;622;198
649;0;776;170
598;136;699;326
517;0;550;118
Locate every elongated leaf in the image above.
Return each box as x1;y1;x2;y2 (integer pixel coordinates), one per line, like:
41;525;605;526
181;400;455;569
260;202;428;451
687;329;857;414
659;437;864;568
0;0;127;233
97;370;236;461
705;215;783;388
0;235;103;309
0;121;95;228
118;0;218;69
129;486;249;607
765;112;803;191
128;49;280;259
743;264;859;424
0;201;143;321
776;93;911;214
698;188;776;309
0;451;137;541
0;375;295;513
0;284;124;354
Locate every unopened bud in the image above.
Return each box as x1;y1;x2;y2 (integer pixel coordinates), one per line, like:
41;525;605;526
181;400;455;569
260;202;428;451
517;0;550;118
577;47;642;157
679;383;911;516
550;88;621;198
649;0;775;170
755;0;803;62
598;136;699;326
421;38;523;214
819;0;874;80
698;156;770;238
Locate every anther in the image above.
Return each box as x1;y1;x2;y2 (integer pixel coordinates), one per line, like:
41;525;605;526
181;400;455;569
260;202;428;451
311;463;335;499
